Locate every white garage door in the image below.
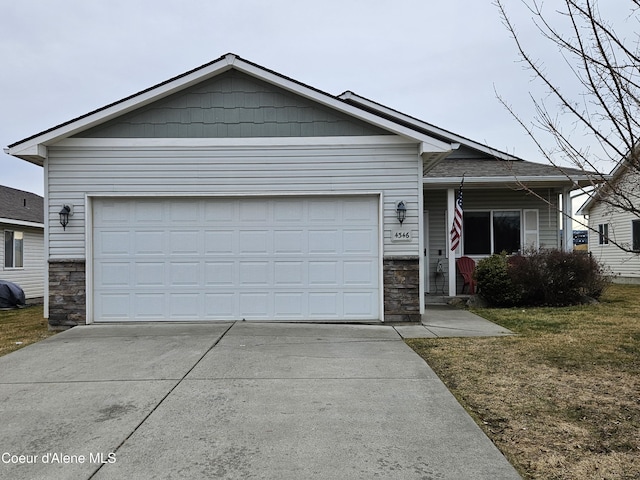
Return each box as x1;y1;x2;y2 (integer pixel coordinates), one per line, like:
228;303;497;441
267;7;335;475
92;196;380;321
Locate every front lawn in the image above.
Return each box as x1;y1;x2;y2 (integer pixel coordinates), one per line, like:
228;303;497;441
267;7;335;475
407;284;640;480
0;305;55;357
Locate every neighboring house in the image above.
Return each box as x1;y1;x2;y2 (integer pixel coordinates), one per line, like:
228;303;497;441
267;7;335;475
6;53;593;327
578;158;640;284
0;185;44;301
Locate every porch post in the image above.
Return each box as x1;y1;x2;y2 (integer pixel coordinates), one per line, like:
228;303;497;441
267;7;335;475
562;187;573;252
447;188;457;296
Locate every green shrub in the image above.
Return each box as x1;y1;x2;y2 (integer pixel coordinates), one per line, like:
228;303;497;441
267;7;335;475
475;250;612;307
474;253;522;307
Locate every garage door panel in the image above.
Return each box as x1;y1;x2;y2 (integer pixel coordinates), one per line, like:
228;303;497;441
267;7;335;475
344;292;375;316
273;230;305;254
274;292;304;316
98;262;131;287
134;231;164;255
204;201;235;223
274;201;303;222
135;262;165;286
274;261;304;285
169;293;201;318
239;230;270;254
170;262;201;286
343;229;376;254
96;231;131;255
309;261;339;285
134;294;165;318
204;230;235;254
135;201;163;223
239;293;270;317
205;262;235;285
344;261;375;285
239;261;270;285
96;293;130;319
240;201;268;223
205;293;236;317
93;196;379;322
309;230;340;253
309;293;339;317
170;231;201;255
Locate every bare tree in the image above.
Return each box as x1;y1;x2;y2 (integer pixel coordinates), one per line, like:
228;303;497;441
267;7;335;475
495;0;640;251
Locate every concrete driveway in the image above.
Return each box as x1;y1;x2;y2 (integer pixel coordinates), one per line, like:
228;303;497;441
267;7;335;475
0;323;520;479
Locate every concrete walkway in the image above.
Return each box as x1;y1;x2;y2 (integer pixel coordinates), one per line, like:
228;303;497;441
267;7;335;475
394;305;515;339
0;322;520;479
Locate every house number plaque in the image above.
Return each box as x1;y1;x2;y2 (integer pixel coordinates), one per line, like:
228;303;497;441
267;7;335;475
391;229;412;242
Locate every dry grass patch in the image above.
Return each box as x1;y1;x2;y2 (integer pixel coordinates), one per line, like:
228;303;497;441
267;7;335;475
0;306;55;357
407;284;640;480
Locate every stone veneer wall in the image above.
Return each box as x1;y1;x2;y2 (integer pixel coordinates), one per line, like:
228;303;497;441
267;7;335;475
383;256;420;323
49;259;86;328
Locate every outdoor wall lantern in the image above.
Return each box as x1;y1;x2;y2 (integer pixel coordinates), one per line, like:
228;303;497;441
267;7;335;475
396;201;407;225
59;205;71;230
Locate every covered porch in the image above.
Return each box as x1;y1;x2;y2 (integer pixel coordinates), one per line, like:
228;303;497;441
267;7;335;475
421;157;589;299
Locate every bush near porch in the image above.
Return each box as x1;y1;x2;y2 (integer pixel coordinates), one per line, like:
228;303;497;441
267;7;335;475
474;250;611;307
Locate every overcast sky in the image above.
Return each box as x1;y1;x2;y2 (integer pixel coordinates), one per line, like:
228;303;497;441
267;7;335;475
0;1;625;197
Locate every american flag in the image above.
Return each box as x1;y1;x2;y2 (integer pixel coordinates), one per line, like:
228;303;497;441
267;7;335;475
450;178;464;251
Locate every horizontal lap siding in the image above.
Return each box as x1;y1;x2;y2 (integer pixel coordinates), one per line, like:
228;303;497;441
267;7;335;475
47;140;420;259
589;201;640;279
0;226;44;298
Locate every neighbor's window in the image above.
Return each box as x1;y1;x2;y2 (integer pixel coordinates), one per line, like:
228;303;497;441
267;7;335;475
4;230;24;268
463;210;521;255
632;220;640;251
598;223;609;245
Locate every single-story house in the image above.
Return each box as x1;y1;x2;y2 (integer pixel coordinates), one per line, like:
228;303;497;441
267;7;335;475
6;53;593;327
0;185;45;301
578;156;640;284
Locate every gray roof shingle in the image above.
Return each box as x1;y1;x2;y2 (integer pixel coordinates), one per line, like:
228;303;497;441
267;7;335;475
425;158;589;179
0;186;44;224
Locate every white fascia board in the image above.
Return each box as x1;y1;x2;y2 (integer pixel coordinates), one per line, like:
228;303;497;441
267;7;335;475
423;175;597;187
0;218;44;229
340;91;519;161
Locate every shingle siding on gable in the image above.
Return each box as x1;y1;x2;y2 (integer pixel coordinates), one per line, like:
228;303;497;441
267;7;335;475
75;70;391;139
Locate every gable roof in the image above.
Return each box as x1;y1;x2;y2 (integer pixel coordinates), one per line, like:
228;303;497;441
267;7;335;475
6;53;454;165
577;151;638;214
3;53;606;189
0;185;44;226
339;91;597;187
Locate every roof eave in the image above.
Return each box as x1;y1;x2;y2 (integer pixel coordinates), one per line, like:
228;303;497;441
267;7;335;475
0;217;44;228
339;91;521;162
422;175;598;189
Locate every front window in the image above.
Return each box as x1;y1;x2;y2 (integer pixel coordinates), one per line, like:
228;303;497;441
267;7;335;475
4;230;24;268
598;224;609;245
463;210;521;255
632;220;640;251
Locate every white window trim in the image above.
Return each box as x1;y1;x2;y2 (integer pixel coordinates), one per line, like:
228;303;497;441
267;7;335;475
598;223;610;246
4;230;24;270
462;209;534;257
631;219;640;252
